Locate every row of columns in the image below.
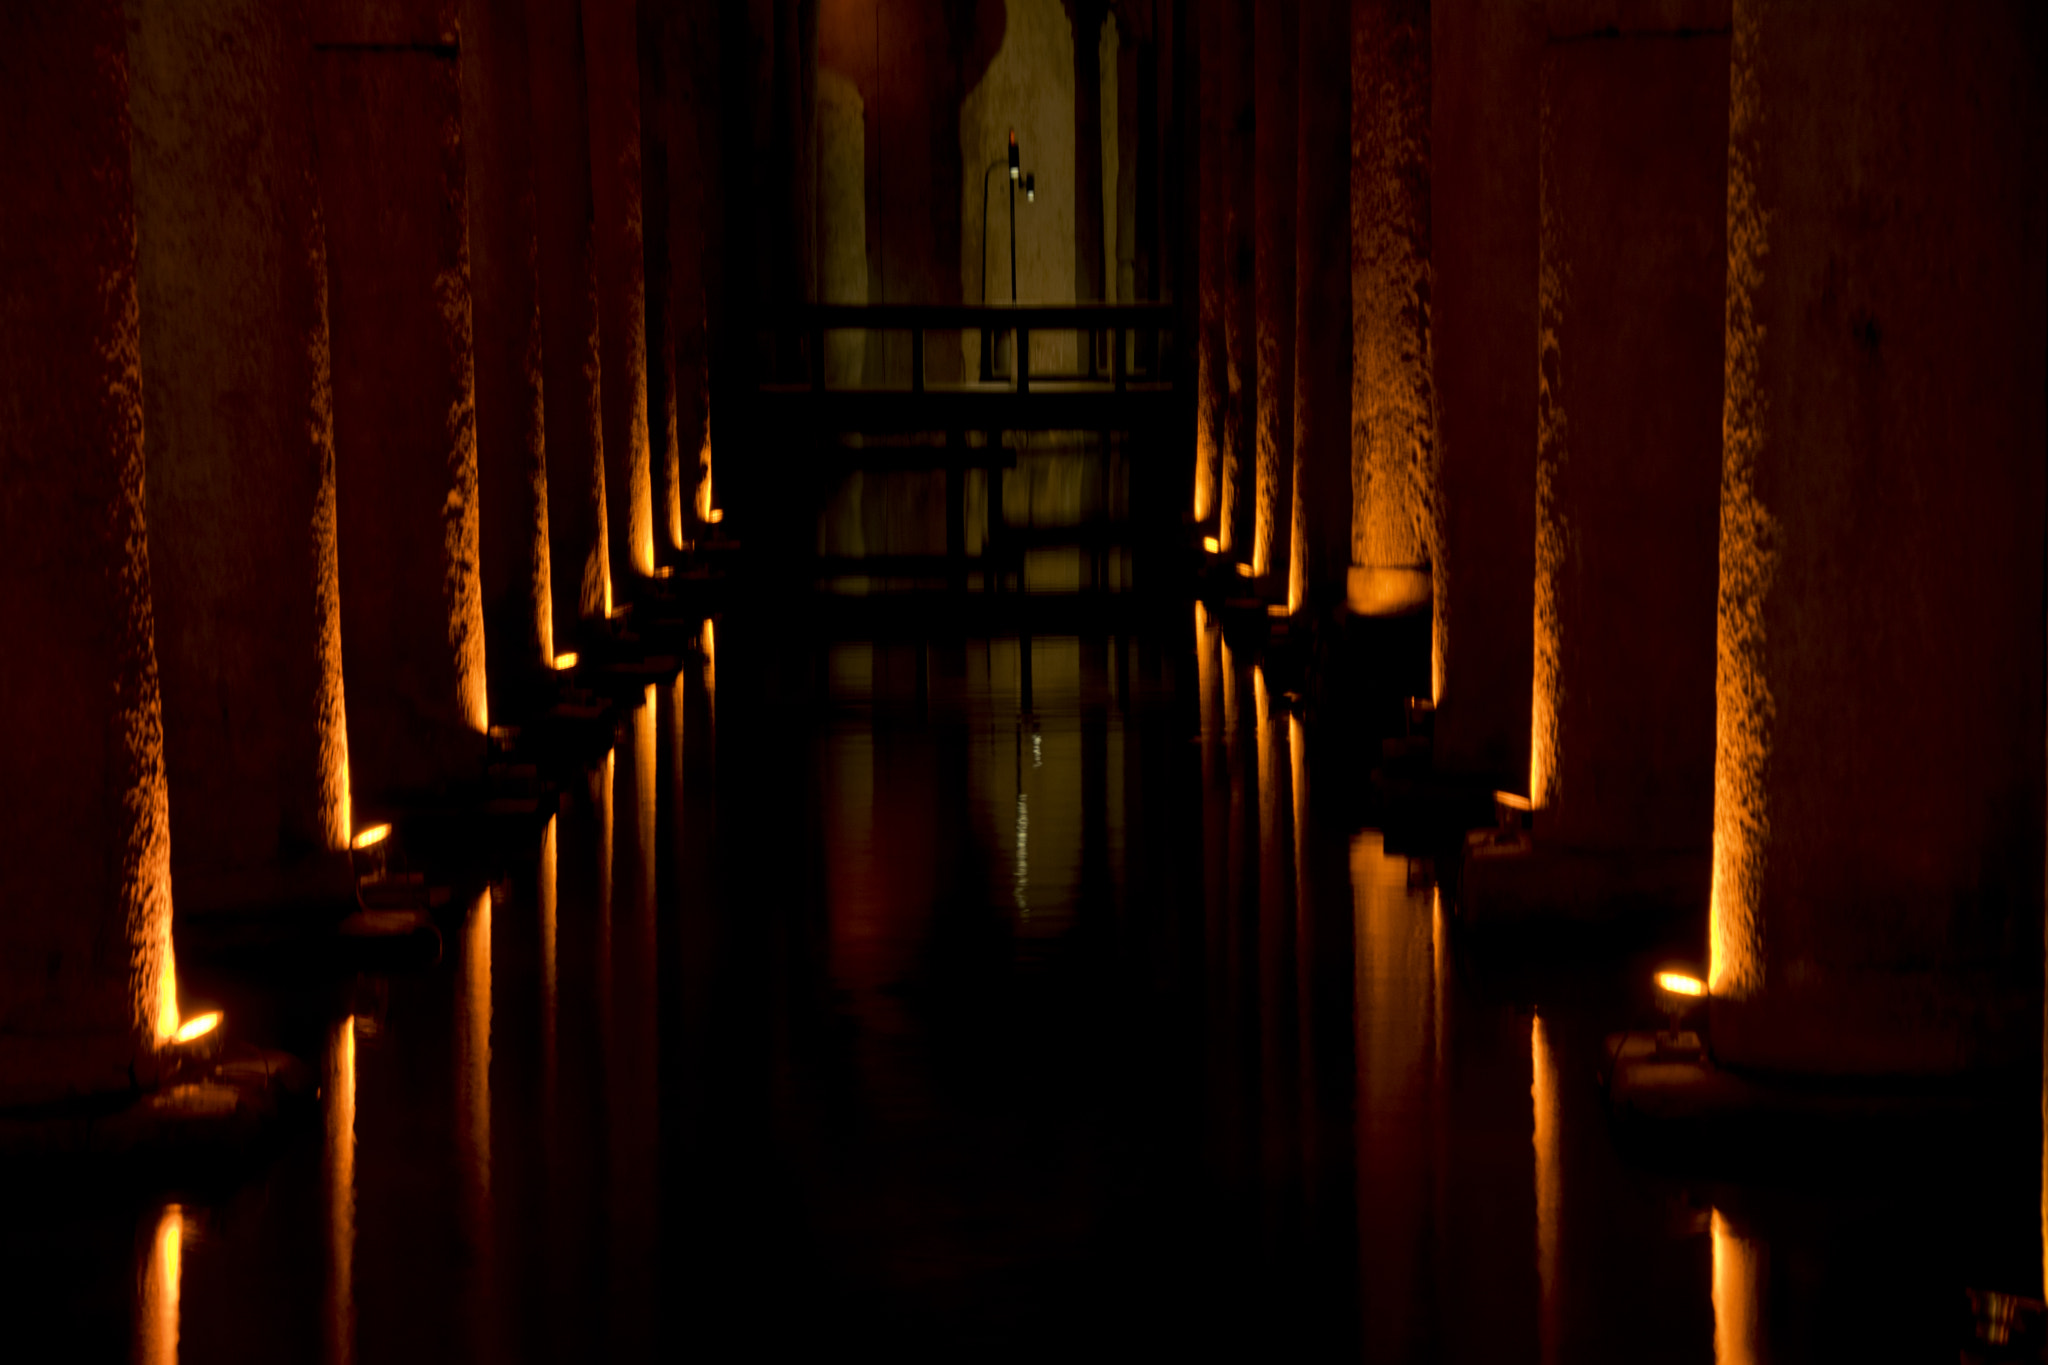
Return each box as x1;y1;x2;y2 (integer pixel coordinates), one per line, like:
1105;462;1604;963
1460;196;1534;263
0;0;725;1104
1196;0;2044;1077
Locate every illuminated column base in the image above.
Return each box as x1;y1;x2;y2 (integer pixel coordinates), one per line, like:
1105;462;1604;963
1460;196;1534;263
1428;0;1540;784
311;7;490;805
1705;0;2044;1078
127;0;356;920
0;1;176;1105
1487;2;1728;923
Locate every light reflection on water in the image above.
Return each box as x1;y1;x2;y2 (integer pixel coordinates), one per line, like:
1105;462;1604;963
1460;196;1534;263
8;613;2021;1361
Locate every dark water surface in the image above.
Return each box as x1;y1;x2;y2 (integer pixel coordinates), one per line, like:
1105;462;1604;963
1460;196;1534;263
7;605;2041;1361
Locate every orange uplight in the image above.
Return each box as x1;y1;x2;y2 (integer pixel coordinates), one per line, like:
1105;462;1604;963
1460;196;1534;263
704;508;724;525
1656;971;1706;998
1202;536;1221;554
1234;562;1253;578
553;652;579;671
173;1011;221;1045
350;823;390;851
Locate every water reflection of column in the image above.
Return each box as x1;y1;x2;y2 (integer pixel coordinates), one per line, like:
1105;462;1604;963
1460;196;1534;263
139;1203;182;1365
1531;1013;1560;1365
1255;669;1297;1231
457;890;494;1354
540;816;558;1102
1710;1210;1764;1365
1352;831;1433;1358
606;689;659;1352
326;1017;357;1365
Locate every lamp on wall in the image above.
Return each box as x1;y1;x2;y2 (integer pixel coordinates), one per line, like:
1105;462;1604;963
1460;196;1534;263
979;128;1035;382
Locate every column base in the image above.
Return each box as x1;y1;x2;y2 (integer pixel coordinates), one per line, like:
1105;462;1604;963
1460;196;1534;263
1710;971;2039;1079
0;1043;312;1162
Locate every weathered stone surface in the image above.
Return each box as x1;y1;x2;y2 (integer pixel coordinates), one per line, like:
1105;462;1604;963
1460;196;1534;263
1289;0;1351;612
1708;0;2046;1076
310;36;489;801
1251;0;1296;582
126;0;356;911
1429;0;1540;783
0;1;176;1103
461;0;554;711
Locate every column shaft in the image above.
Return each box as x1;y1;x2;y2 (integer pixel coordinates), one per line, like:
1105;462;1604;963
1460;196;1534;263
1193;0;1225;528
1350;0;1439;671
126;0;356;911
0;1;176;1101
1428;0;1540;783
1709;0;2046;1075
1251;0;1296;583
461;0;554;710
1217;0;1255;556
585;0;655;586
527;0;612;638
310;2;490;803
1289;0;1351;613
1529;3;1728;858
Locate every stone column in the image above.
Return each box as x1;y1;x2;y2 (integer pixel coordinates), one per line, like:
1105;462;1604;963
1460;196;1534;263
638;0;682;555
584;0;655;588
460;0;554;714
815;68;867;388
1469;0;1729;923
0;1;177;1102
1708;0;2045;1076
1217;0;1255;557
527;0;612;639
1251;0;1296;584
1288;0;1350;614
125;0;356;915
1428;0;1540;784
309;0;490;805
1350;0;1439;687
1193;0;1225;529
654;0;719;534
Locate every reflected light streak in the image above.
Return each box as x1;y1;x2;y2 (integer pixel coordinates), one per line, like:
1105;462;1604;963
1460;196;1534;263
539;817;557;1095
1533;1013;1561;1365
457;890;492;1317
635;687;657;893
140;1204;182;1365
1711;1210;1764;1365
326;1017;356;1365
1196;602;1220;783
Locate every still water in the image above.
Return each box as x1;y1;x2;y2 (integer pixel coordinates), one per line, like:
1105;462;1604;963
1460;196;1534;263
5;605;2040;1361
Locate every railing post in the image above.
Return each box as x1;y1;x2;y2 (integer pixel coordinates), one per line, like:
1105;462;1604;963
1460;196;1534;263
911;327;925;394
1016;326;1030;394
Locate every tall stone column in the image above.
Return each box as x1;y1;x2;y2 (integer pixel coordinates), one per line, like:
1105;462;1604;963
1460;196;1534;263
1428;0;1539;784
585;0;656;588
638;0;682;554
1217;0;1255;557
1192;0;1225;530
527;0;612;639
1251;0;1296;583
1469;1;1729;923
125;0;356;916
310;0;490;805
1708;0;2046;1075
0;1;178;1102
1350;0;1439;691
461;0;555;711
1288;0;1350;614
